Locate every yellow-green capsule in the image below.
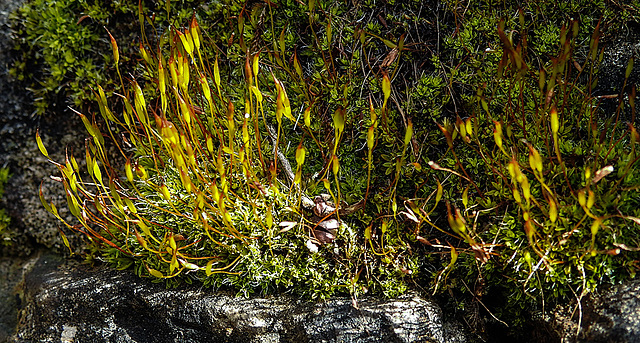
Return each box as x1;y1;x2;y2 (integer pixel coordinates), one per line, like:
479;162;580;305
125;160;134;182
178;96;191;125
200;73;211;103
462;185;469;208
435;180;443;205
404;120;413;146
266;203;273;229
333;107;345;135
139;41;152;66
135;229;148;249
454;208;466;234
148;268;164;278
457;117;467;139
513;188;521;204
587;190;595;209
180;169;192;193
382;72;391;105
295;142;306;166
369;97;377;127
242;119;249;147
136;165;148;180
210;181;220;204
206;135;214;154
465;118;473;137
529;146;543;174
93;162;103;184
578;189;586;207
106;29;119;65
213;56;221;91
521;177;531;205
160;184;171;200
332;155;339;176
190;17;201;52
584;167;592;184
591;218;602;246
178;29;194;58
493;120;504;151
252;53;260;78
124;197;137;214
304;107;311;128
169;58;179;90
36;130;48;158
293;51;303;79
549;199;557;223
367;126;375;150
550;107;559;134
169;234;177;251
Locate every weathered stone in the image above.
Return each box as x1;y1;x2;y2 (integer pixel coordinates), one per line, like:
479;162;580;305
0;254;41;342
10;254;470;343
551;279;640;342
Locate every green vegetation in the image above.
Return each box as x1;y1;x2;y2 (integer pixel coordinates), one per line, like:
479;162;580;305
436;10;640;329
22;0;640;336
10;0;212;115
0;168;11;246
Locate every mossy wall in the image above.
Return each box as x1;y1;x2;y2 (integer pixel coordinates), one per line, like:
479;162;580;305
13;0;640;337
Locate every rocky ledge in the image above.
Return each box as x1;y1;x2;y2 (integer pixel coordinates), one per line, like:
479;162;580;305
9;253;470;343
552;279;640;342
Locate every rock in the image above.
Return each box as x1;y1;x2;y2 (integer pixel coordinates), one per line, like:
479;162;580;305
551;279;640;342
9;254;470;343
0;253;41;342
595;22;640;97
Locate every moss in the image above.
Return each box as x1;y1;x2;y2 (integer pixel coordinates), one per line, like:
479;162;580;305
426;0;640;337
0;168;11;246
10;0;221;116
29;0;640;338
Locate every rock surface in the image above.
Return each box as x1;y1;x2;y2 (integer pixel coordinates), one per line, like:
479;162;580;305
551;279;640;343
0;255;39;342
9;253;469;343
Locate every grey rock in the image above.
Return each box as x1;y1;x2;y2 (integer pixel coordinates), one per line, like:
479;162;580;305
10;254;470;343
551;279;640;342
595;25;640;96
0;254;41;342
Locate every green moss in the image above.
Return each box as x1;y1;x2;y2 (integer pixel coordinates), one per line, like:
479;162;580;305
31;2;640;337
10;0;222;115
423;1;640;337
0;168;11;246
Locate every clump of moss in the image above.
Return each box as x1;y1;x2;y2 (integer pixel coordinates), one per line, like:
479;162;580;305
37;2;417;297
36;2;640;334
427;1;640;336
35;0;452;299
9;0;222;116
0;167;11;246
